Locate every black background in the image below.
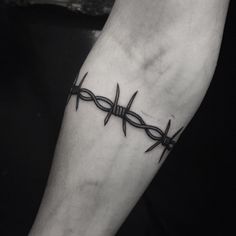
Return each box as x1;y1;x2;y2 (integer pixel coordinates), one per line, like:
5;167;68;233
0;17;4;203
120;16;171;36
0;2;235;236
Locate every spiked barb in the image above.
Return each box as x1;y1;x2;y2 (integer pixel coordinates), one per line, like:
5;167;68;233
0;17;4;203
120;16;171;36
66;72;79;105
68;72;88;110
75;72;88;110
122;90;138;136
104;83;120;126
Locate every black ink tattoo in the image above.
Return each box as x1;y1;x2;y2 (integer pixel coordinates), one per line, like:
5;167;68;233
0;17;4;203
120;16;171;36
67;72;183;162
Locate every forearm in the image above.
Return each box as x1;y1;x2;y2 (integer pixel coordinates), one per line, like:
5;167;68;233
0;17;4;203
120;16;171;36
29;1;229;236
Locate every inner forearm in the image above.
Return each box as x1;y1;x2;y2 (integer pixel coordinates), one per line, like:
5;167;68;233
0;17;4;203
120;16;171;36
29;1;229;236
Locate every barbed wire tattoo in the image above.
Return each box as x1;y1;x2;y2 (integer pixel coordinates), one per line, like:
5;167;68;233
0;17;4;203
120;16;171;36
67;72;183;162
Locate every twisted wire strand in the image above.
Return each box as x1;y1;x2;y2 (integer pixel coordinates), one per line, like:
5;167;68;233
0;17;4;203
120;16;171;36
67;72;183;162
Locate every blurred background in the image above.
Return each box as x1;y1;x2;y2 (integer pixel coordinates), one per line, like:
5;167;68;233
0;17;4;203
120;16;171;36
0;1;235;235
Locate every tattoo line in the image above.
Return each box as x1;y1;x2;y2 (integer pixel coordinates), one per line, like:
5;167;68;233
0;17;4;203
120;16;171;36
67;72;183;162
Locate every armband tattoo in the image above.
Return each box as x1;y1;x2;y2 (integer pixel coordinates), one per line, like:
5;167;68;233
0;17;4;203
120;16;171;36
67;72;183;162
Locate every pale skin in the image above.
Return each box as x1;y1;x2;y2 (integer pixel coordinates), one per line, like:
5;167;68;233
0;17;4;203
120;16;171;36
29;1;230;236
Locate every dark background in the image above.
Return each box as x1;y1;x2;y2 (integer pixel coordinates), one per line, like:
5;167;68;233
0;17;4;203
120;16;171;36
0;2;235;236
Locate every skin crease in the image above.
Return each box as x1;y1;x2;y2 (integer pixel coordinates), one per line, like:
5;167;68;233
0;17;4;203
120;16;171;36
29;1;230;236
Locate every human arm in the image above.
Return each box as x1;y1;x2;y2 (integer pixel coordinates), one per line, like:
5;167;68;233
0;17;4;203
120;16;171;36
29;0;230;235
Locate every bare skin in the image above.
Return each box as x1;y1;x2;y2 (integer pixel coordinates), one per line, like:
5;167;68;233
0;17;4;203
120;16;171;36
29;1;230;236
